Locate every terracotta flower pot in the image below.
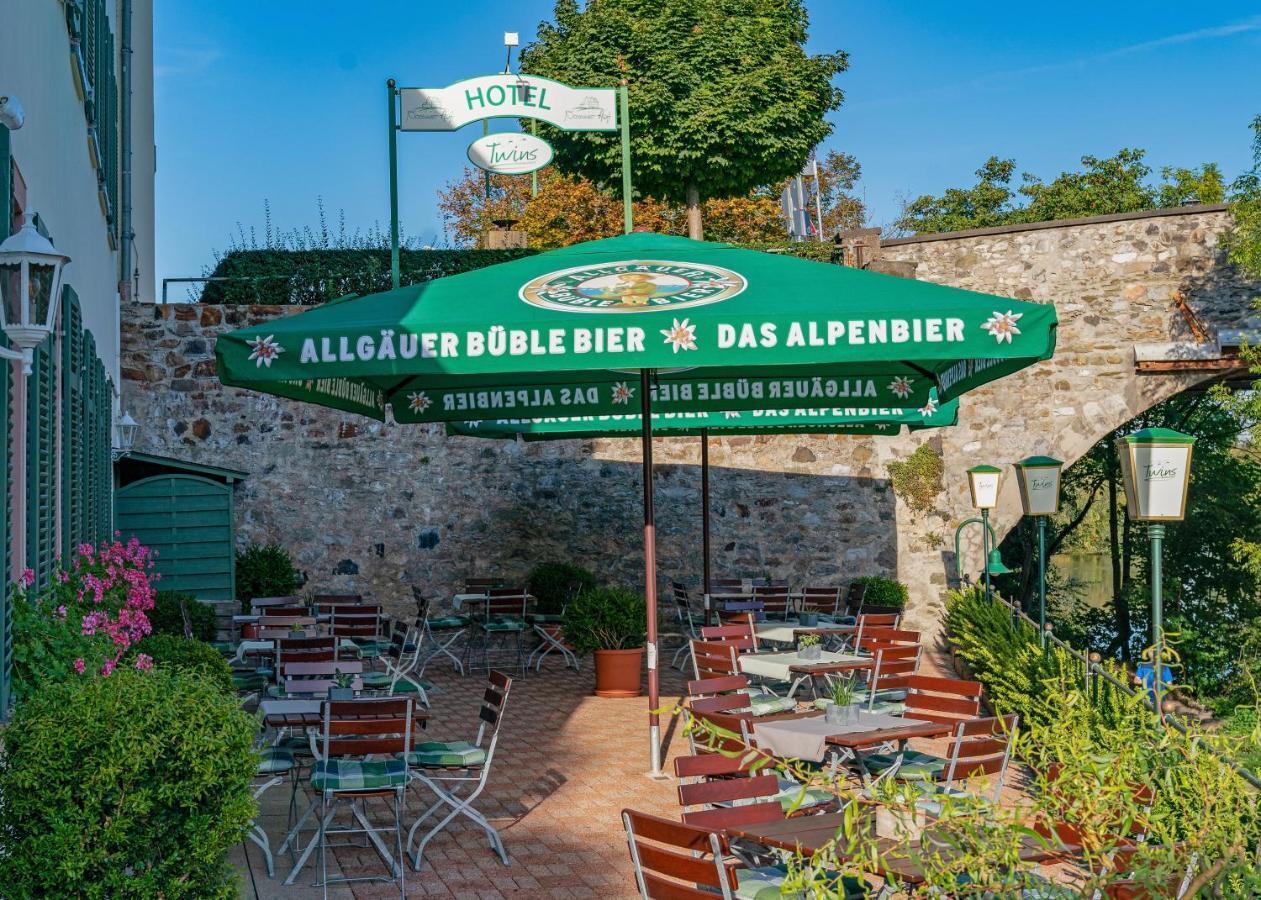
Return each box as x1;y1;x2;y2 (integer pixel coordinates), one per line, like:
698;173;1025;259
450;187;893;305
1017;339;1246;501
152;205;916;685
593;647;644;698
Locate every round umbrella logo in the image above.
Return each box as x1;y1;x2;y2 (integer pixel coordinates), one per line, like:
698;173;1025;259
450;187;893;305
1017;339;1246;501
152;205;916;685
520;260;746;314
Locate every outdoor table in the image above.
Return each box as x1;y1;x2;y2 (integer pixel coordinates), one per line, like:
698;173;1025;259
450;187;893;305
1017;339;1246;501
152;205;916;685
282;660;365;677
231;637;361;664
752;711;929;763
739;650;872;697
725;812;1073;887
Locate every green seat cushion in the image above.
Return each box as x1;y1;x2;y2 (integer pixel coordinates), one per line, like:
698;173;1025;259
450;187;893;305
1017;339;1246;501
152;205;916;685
480;618;526;632
279;734;315;756
868;700;906;716
773;778;834;812
525;612;565;624
257;748;296;775
359;672;433;694
739;690;797;717
736;865;870;899
428;615;469;630
862;749;947;781
402;740;486;768
870;688;908;702
311;757;408;792
232;672;268;691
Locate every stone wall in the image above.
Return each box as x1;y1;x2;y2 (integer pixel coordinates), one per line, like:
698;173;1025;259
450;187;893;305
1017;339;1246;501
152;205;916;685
120;207;1257;629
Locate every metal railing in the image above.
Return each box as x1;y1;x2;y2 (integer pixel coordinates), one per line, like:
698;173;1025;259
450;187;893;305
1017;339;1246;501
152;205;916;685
159;275;296;304
987;592;1261;790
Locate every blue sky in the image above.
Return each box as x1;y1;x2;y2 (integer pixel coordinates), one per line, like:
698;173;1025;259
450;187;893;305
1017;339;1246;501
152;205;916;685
154;1;1261;294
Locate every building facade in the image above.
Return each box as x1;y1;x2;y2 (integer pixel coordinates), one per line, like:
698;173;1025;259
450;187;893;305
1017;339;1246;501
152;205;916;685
1;0;154;709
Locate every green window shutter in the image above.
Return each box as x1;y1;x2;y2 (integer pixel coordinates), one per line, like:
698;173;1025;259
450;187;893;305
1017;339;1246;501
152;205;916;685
61;288;86;558
0;333;11;719
26;340;57;589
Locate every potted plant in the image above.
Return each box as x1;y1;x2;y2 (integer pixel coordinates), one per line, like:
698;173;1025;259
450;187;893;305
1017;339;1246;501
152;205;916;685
328;669;355;700
869;778;929;842
562;587;647;698
823;676;861;725
798;633;823;660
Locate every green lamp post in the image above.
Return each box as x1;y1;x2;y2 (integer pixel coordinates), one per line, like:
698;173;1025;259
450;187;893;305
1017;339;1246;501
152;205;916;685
1115;428;1196;709
967;464;1003;603
1014;456;1064;647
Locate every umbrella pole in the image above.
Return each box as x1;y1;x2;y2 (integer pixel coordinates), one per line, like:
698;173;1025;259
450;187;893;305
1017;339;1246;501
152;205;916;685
640;368;664;778
701;429;712;626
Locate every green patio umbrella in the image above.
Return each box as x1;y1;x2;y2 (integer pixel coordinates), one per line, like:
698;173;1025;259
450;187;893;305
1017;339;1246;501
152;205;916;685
445;398;959;609
216;232;1056;776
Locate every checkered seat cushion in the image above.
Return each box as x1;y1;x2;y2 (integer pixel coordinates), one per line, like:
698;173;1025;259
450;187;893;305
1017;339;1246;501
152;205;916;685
772;778;834;813
231;671;268;691
428;615;469;630
735;864;870;899
738;689;797;717
401;740;487;768
257;747;296;776
278;734;315;756
861;748;947;781
311;757;408;792
525;612;565;624
480;618;526;632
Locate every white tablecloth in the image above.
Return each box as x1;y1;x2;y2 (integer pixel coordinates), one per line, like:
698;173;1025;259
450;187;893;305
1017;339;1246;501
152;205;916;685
755;621;803;643
752;712;926;762
452;593;488;610
232;637;361;663
739;650;868;682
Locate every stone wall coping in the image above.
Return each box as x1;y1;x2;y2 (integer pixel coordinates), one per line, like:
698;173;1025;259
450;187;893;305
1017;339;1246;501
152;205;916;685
882;203;1230;247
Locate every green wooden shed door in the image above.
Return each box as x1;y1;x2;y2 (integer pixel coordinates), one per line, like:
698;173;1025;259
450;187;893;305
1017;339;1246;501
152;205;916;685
115;475;235;601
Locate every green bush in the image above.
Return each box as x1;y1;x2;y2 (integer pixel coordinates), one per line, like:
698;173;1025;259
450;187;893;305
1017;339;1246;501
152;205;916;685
562;587;647;655
528;561;598;614
148;590;218;641
134;634;235;694
235;542;301;612
853;575;909;609
0;668;257;898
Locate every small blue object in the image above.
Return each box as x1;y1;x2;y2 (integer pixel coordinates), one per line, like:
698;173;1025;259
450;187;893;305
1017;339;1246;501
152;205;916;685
1135;664;1174;703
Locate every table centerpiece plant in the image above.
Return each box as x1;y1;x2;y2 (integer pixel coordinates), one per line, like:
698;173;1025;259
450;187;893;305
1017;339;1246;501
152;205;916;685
823;676;861;725
798;632;823;660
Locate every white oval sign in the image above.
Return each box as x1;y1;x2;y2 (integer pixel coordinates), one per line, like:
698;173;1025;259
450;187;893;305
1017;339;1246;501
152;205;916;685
466;132;553;176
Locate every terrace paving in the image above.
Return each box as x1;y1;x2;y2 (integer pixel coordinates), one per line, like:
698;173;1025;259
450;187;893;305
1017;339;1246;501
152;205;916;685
238;660;692;898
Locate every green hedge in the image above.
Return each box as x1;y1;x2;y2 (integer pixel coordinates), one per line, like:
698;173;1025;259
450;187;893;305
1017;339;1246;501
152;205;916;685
0;668;256;898
199;248;538;304
235;542;301;612
853;575;909;609
198;243;844;306
135;634;235;694
528;561;598;615
148;591;218;642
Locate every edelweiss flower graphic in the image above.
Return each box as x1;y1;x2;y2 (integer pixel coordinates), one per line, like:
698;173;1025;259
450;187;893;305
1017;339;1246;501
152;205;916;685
611;382;635;405
918;397;938;417
247;335;283;368
982;310;1023;344
660;318;698;353
407;391;432;414
888;376;913;400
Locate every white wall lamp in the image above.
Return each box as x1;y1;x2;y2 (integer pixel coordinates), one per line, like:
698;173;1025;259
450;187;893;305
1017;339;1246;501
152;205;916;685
0;219;70;373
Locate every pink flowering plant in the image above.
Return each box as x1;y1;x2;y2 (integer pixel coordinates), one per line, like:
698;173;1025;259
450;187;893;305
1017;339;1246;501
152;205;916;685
11;537;158;703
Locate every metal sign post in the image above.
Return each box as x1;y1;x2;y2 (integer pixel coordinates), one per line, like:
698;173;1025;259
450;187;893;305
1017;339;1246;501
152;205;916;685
384;70;631;286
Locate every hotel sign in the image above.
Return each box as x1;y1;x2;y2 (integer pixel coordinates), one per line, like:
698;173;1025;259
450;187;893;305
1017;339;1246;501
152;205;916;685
400;75;618;132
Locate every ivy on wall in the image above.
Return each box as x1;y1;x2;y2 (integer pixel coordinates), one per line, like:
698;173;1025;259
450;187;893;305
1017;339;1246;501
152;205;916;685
887;443;944;515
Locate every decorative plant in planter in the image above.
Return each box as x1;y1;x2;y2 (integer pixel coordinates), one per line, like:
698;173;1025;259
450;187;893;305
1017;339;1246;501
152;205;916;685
527;561;598;616
562;587;647;698
798;633;823;660
329;669;355;700
823;676;861;725
852;575;909;610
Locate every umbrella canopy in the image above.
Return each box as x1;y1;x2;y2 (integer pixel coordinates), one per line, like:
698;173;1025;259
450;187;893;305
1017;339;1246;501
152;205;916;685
445;397;959;439
215;232;1056;777
215;232;1056;422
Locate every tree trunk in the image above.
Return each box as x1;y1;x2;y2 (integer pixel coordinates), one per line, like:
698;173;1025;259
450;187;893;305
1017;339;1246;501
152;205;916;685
686;180;703;240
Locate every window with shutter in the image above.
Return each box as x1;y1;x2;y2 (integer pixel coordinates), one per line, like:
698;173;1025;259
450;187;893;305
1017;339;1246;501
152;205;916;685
1;337;11;720
61;289;87;557
25;340;57;590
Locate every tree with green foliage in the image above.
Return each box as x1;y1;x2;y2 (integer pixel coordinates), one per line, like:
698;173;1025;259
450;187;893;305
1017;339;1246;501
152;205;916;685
896;149;1223;235
519;0;847;239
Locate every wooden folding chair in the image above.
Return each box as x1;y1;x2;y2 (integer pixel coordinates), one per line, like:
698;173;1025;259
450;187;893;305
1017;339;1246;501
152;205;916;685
687;673;797;718
675;749;836;825
331;606;386;664
690;639;741;681
359;620;431;704
465;587;529;676
669;582;703;670
699;621;757;652
282;698;414;895
886;674;984;725
752;585;792;620
621;809;736;899
404;671;513;869
412;587;468;676
800;586;843;617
